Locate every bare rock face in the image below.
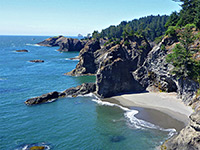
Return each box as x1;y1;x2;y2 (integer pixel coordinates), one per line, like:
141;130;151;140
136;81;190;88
162;111;200;150
66;40;101;76
57;38;86;52
133;36;179;93
96;56;144;98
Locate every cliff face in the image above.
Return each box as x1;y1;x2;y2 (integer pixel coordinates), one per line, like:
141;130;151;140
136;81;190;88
66;35;151;97
66;40;101;75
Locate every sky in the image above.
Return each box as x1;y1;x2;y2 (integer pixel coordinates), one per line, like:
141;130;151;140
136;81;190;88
0;0;181;36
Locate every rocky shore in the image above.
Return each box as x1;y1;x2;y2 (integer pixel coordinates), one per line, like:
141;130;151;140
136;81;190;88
26;34;200;149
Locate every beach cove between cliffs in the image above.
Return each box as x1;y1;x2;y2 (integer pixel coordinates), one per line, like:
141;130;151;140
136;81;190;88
103;92;193;132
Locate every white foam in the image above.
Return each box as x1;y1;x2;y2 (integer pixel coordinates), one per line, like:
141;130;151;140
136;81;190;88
92;98;176;137
65;58;79;61
0;78;7;81
26;43;41;47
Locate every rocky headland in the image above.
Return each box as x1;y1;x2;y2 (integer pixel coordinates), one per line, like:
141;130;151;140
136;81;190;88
37;35;87;52
27;32;200;149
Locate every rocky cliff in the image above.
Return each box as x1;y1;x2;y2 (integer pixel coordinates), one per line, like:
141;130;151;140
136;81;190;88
37;35;86;52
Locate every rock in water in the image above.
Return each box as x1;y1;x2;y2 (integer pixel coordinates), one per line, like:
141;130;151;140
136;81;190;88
30;146;45;150
16;49;29;52
110;135;126;143
29;60;44;63
25;83;96;105
162;110;200;150
25;91;60;105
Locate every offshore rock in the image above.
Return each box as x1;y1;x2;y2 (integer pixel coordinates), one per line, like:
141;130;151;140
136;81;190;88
16;49;29;52
29;60;44;63
25;91;60;105
25;83;96;105
162;110;200;150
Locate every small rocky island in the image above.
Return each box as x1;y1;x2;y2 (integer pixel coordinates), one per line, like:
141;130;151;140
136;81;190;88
16;49;29;52
29;60;44;63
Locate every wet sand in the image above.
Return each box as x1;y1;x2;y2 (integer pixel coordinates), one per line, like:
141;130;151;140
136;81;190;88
103;92;193;131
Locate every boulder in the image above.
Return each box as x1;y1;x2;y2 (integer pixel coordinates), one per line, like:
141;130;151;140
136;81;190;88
16;49;29;52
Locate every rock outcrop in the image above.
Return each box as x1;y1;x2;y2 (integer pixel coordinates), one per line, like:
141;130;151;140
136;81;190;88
25;83;96;105
133;36;178;93
161;111;200;150
66;35;151;97
66;40;101;75
16;49;29;52
37;35;86;52
57;38;86;52
37;35;66;47
29;60;44;63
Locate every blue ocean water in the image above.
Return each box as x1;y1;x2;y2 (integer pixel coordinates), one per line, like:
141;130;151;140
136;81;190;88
0;36;172;150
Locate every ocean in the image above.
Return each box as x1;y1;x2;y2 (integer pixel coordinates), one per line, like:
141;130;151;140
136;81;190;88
0;36;174;150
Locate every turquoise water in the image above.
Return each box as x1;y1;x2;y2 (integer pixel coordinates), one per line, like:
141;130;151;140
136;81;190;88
0;36;171;150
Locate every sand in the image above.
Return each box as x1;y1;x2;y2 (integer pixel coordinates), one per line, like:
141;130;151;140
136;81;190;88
103;92;194;131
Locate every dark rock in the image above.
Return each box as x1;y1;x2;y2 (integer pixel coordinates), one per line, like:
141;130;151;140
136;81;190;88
16;49;29;52
25;91;60;105
133;36;178;93
177;77;199;105
66;40;101;76
162;110;200;150
95;44;145;98
25;83;96;105
29;60;44;63
61;83;96;97
57;38;85;52
110;135;126;143
37;35;66;47
37;35;86;52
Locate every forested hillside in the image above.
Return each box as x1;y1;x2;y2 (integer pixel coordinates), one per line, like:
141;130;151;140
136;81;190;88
92;15;169;41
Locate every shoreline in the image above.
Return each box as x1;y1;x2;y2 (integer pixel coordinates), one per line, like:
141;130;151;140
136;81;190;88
102;92;193;132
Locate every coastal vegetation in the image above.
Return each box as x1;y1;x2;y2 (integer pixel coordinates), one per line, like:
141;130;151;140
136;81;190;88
92;15;169;41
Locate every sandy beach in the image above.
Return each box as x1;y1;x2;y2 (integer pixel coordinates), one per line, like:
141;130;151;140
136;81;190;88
103;92;194;131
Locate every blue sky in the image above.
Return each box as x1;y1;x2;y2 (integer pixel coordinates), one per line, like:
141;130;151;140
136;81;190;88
0;0;181;36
